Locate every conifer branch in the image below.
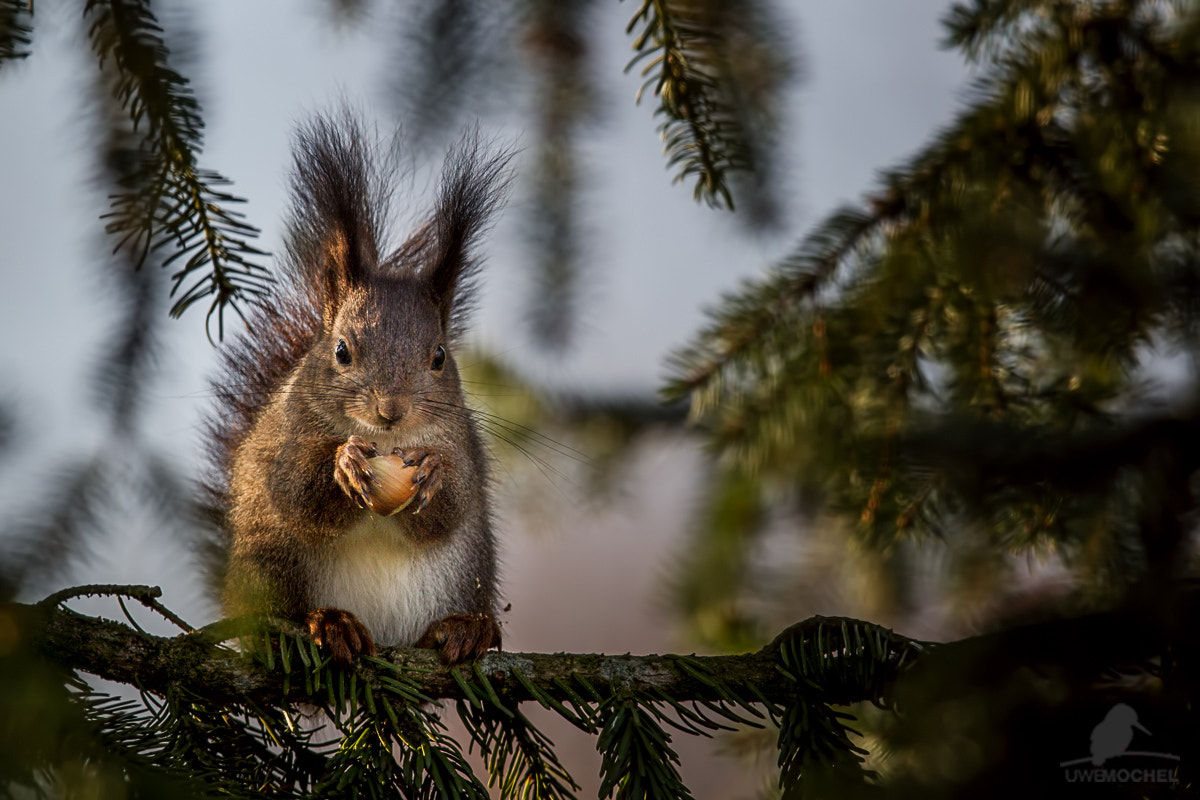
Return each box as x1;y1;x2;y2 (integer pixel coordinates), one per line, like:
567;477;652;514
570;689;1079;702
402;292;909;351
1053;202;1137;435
84;0;270;339
9;586;1191;797
624;0;790;212
0;0;33;63
664;0;1200;558
14;595;922;709
9;589;930;797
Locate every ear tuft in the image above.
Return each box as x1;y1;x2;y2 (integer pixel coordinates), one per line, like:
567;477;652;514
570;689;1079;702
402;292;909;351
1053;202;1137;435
281;110;389;325
424;131;515;339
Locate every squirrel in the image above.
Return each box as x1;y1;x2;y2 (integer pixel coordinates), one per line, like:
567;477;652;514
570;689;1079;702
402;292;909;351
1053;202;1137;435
203;111;511;666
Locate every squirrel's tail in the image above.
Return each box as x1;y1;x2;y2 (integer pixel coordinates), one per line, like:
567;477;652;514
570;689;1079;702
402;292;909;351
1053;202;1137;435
196;292;317;590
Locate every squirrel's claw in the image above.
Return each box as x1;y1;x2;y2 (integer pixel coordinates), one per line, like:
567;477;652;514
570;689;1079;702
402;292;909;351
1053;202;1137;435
393;447;444;513
335;435;378;506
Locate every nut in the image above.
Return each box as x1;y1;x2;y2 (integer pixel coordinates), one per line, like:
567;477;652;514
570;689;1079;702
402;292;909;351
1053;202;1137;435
363;454;420;516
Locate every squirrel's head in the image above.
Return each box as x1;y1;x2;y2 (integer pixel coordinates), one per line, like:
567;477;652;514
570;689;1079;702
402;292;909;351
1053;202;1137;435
319;272;460;437
285;113;512;439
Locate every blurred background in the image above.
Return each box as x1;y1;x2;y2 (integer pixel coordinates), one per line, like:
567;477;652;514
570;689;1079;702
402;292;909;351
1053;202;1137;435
15;0;1171;796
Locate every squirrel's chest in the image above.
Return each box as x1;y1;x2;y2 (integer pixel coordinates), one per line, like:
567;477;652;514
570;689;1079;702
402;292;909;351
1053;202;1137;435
308;515;454;646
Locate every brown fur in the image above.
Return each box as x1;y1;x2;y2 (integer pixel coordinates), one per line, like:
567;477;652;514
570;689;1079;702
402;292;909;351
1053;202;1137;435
202;111;511;664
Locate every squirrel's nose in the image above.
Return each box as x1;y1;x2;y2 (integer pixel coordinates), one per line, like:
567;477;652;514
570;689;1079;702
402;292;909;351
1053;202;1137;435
376;396;410;424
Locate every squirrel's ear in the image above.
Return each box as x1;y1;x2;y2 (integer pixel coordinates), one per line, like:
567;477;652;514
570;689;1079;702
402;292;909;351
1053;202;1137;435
425;134;513;336
320;229;366;321
284;111;382;326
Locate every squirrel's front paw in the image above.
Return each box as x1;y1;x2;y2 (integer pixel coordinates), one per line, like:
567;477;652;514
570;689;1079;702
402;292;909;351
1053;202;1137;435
393;447;444;513
335;435;378;507
415;613;502;664
305;607;377;666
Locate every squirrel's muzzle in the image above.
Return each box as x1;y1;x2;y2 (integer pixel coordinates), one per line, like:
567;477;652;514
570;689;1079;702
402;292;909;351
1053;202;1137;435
375;395;412;425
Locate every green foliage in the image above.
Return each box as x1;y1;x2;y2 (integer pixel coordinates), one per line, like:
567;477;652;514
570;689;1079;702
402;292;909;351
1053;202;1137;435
771;620;917;798
83;0;269;338
597;698;693;800
624;0;792;215
0;0;32;63
1;593;246;799
667;0;1200;591
656;0;1200;791
457;689;582;800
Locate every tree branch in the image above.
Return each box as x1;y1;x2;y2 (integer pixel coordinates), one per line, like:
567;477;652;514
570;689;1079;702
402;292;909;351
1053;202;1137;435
8;585;1192;799
11;590;922;710
15;582;1187;717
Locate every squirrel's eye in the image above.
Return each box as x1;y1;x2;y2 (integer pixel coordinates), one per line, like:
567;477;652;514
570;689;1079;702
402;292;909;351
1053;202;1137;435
335;339;352;366
431;344;446;371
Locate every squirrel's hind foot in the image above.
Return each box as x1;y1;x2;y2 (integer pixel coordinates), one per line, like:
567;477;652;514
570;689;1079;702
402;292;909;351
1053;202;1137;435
306;607;377;666
415;613;501;664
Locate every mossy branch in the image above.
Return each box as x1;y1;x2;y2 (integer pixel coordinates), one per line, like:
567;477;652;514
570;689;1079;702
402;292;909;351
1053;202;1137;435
11;589;920;710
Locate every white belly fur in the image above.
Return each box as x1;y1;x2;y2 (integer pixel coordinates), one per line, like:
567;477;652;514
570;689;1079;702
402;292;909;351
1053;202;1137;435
309;513;464;646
